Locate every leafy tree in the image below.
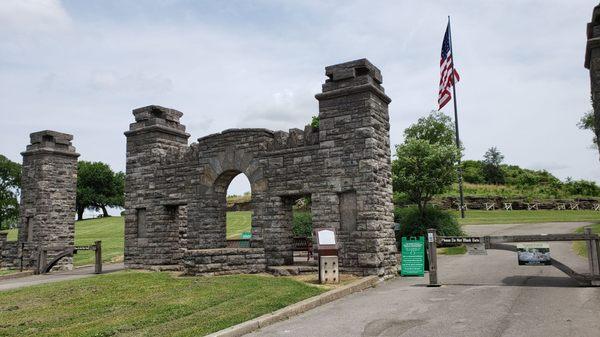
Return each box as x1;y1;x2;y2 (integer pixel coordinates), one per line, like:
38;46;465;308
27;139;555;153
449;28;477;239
392;139;459;217
403;110;456;146
482;147;505;184
0;155;21;230
578;110;599;151
76;161;124;220
461;160;484;184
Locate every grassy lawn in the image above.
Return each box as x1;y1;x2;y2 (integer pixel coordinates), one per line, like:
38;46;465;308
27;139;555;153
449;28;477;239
0;271;324;337
226;211;252;239
572;223;600;257
2;217;124;267
453;210;600;225
1;212;255;266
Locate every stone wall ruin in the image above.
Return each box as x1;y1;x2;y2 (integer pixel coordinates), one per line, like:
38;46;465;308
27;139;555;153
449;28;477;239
124;59;398;276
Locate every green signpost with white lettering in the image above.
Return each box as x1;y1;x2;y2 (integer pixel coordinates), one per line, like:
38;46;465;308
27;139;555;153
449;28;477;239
401;236;425;276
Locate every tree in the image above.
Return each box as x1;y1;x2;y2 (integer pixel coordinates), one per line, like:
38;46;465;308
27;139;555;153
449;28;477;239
0;155;21;230
578;110;599;151
76;161;124;220
404;110;456;146
482;147;505;184
392;139;459;217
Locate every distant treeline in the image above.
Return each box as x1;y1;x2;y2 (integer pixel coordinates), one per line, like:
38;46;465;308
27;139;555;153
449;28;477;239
457;160;600;198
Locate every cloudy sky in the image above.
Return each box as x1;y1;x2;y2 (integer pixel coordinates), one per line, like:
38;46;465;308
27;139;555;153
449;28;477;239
1;0;599;196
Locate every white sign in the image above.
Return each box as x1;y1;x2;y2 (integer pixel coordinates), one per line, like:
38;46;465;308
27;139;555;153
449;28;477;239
427;233;434;243
317;230;336;245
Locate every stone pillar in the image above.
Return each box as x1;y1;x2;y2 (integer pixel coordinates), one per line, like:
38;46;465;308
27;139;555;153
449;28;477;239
124;105;190;269
315;59;398;276
19;130;79;270
585;4;600;160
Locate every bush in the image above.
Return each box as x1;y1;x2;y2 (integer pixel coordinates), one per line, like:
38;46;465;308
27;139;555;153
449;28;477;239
292;211;312;237
394;206;463;239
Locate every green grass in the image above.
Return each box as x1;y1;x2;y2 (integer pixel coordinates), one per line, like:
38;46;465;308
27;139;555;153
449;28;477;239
453;210;600;225
1;212;254;266
438;245;467;255
0;271;324;337
572;223;600;257
1;217;124;267
226;211;252;239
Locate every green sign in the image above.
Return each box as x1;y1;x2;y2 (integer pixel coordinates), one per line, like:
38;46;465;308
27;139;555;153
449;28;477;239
401;236;425;276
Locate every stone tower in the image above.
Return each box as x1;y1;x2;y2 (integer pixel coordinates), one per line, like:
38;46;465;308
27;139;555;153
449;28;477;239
19;130;79;270
314;59;398;276
585;3;600;159
123;106;190;270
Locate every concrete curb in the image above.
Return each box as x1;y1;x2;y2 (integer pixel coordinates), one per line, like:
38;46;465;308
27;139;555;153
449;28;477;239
206;275;381;337
0;270;35;281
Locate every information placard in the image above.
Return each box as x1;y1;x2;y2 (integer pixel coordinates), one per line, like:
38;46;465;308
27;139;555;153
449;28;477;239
401;236;425;276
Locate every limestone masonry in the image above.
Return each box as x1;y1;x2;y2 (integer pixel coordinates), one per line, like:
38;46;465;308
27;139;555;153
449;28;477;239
124;59;398;276
18;131;79;270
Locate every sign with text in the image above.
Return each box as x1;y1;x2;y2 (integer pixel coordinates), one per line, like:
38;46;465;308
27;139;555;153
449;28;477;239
517;243;551;265
440;237;482;244
401;236;425;277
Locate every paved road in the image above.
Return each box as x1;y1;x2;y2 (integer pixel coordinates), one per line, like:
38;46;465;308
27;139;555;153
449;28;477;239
248;222;600;337
0;263;124;291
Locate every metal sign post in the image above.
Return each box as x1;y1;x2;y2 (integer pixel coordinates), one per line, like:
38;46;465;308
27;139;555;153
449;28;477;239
427;229;440;287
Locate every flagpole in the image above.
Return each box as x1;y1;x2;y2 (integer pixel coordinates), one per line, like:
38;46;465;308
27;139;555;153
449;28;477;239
447;16;466;219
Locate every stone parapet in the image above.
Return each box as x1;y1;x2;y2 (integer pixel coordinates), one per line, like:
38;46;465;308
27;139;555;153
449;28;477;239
183;248;266;275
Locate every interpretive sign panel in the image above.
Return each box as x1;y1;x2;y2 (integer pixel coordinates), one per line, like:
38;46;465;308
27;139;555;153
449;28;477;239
517;243;551;265
401;236;425;276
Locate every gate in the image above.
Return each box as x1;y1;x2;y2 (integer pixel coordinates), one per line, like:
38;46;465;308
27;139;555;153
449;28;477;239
36;241;102;274
426;228;600;287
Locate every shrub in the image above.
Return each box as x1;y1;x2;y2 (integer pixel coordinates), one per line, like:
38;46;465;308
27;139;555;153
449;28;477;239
394;206;463;239
310;116;320;129
292;211;312;237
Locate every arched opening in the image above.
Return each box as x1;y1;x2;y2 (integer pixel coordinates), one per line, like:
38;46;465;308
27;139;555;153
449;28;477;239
223;173;253;247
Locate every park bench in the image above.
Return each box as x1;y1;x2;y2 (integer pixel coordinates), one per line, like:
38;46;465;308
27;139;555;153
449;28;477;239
526;203;539;211
503;203;513;211
293;236;313;261
484;203;495;211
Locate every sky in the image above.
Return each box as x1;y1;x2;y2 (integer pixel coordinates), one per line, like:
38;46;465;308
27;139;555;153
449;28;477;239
1;0;599;197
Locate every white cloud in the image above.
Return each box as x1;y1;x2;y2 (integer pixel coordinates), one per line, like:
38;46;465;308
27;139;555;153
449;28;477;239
0;0;71;34
0;0;599;197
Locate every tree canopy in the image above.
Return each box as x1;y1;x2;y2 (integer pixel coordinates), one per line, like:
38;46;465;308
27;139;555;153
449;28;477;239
393;111;459;217
403;110;456;147
482;146;505;184
76;161;124;220
0;155;21;230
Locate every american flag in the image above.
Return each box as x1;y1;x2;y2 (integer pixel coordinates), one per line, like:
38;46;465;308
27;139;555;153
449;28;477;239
438;21;460;110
